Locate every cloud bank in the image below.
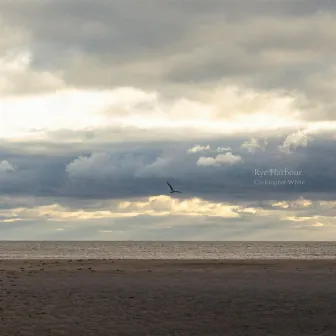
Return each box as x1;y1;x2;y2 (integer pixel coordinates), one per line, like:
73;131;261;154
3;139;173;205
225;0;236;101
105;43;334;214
0;0;335;240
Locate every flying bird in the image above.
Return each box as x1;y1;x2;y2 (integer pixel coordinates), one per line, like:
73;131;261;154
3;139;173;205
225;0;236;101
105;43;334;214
166;181;182;194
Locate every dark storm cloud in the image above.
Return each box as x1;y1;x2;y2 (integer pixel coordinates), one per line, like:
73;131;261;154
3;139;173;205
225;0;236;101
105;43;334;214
1;0;194;63
0;133;335;204
1;0;336;121
0;148;71;197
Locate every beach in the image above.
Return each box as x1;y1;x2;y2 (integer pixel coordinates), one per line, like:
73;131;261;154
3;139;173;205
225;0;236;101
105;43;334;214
0;259;335;335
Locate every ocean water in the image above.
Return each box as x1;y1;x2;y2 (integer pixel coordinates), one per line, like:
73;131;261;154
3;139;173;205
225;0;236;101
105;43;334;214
0;241;335;259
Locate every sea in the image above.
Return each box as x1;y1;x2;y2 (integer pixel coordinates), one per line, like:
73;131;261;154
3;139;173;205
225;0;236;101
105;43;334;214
0;241;335;259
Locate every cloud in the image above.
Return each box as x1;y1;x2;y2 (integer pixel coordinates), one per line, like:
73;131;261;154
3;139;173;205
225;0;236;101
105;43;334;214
0;160;15;173
0;50;64;95
187;145;211;153
272;197;312;209
279;129;312;153
65;152;118;179
135;157;173;178
187;145;232;154
0;84;312;143
1;0;336;123
1;194;334;240
0;132;334;202
65;151;147;181
2;194;333;225
312;222;324;227
0;0;335;240
0;195;240;221
117;196;240;218
241;137;268;153
216;147;232;152
197;152;243;167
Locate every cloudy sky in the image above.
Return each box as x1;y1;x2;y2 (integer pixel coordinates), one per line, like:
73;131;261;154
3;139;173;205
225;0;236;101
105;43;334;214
0;0;335;240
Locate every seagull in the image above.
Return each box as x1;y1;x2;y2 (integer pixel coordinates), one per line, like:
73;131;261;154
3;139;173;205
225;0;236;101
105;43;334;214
166;181;182;194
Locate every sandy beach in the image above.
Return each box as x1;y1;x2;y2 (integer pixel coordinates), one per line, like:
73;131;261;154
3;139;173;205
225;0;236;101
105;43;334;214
0;259;335;335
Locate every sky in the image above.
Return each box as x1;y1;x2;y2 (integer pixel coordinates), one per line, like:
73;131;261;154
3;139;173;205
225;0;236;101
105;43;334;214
0;0;335;240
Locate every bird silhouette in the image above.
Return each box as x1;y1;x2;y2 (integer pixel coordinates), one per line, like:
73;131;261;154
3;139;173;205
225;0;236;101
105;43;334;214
166;181;182;193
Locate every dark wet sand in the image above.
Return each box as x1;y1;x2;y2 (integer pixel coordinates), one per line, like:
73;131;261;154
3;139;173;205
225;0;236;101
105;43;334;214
0;259;335;335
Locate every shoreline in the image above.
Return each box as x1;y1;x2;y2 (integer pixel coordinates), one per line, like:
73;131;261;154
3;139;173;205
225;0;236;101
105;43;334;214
1;258;336;263
1;258;335;261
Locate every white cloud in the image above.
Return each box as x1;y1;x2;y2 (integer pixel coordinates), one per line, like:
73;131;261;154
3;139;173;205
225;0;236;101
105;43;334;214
216;147;232;152
187;145;211;153
272;197;312;209
197;152;242;167
1;83;324;143
319;201;336;208
187;145;231;154
0;196;241;221
1;194;334;240
312;222;324;227
284;216;329;223
295;222;325;229
0;160;15;173
241;137;268;153
0;50;64;95
279;130;311;153
117;196;240;218
236;207;269;216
